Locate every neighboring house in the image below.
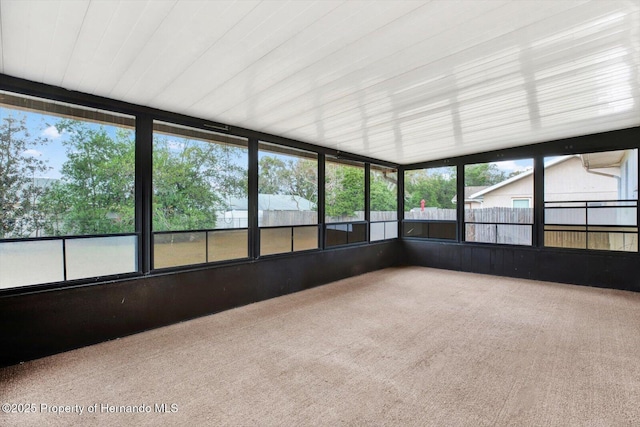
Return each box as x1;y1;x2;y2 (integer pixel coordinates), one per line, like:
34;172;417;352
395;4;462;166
220;194;317;228
463;151;637;208
451;186;490;210
454;151;638;249
602;149;637;200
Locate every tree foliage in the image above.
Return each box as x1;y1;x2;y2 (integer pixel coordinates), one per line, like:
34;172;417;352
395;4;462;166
404;169;456;210
0;114;50;238
325;164;364;217
370;170;397;212
40;120;136;235
2;114;249;237
258;156;286;194
152;136;246;232
464;163;506;186
3;110;403;238
258;155;318;208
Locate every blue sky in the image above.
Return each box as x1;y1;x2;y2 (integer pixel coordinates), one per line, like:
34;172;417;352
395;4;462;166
2;107;128;180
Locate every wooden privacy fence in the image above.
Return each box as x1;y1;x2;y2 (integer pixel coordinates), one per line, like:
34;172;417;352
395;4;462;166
404;209;456;221
261;211;399;226
261;211;319;226
370;211;398;222
260;211;401;226
260;208;636;251
464;207;533;224
404;207;534;223
405;207;533;244
544;228;638;252
326;211;366;223
465;208;533;245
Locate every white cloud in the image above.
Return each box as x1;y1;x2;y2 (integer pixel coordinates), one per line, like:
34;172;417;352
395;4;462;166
42;125;61;139
492;160;532;173
494;160;520;171
23;149;43;157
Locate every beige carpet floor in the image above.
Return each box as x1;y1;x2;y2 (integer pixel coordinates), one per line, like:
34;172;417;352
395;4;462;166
2;266;640;426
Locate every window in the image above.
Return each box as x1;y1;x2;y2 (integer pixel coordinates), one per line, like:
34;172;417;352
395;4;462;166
258;142;318;256
152;121;248;268
464;159;534;245
544;150;638;252
0;91;137;289
326;223;367;246
403;166;456;240
370;165;398;241
325;157;366;246
512;198;530;208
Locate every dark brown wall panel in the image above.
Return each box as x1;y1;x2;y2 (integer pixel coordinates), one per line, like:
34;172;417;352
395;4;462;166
402;239;639;290
0;241;399;367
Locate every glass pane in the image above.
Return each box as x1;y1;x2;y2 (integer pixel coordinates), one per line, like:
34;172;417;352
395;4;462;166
261;227;291;256
259;199;318;227
208;229;247;262
547;201;585;208
544;231;586;249
325;159;364;223
66;236;137;281
404;167;456;221
587;207;636;226
370;166;397;221
466;223;495;243
326;224;348;246
587;232;637;252
430;222;457;240
544;149;638;252
588;200;636;207
403;222;429;238
497;224;532;245
370;222;385;241
293;226;318;251
258;142;318;226
466;207;534;224
464;159;533;245
464;159;533;246
0;91;135;239
154;232;206;269
545;208;586;225
512;199;530;208
153;121;248;232
0;240;64;288
348;223;367;243
385;221;398;239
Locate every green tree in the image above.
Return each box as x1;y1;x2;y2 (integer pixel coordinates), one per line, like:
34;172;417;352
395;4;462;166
464;163;506;186
404;169;456;210
258;156;288;194
40;120;135;235
288;159;318;207
152;136;246;232
326;164;364;217
370;172;396;212
38;121;247;236
0;114;50;238
258;155;318;208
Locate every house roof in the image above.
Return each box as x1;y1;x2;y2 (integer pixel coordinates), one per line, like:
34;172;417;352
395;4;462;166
451;186;490;203
467;156;577;200
228;194;315;211
581;150;628;169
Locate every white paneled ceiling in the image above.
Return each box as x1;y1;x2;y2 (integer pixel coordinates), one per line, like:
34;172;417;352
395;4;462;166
1;0;638;164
